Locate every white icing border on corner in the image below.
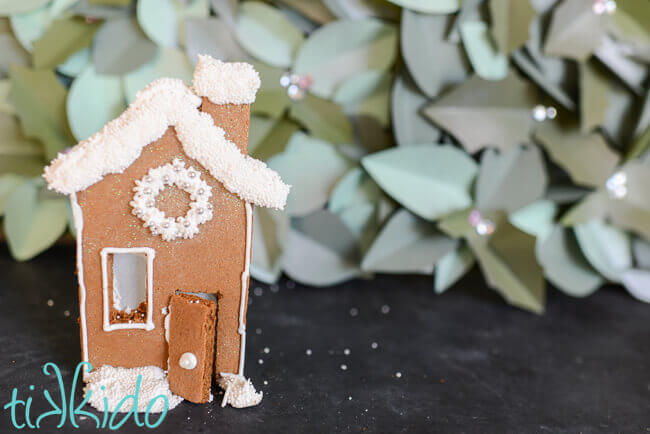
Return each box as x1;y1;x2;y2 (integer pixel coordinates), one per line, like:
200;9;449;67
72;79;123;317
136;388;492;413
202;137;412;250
192;55;260;105
71;193;89;363
100;247;156;332
237;202;253;376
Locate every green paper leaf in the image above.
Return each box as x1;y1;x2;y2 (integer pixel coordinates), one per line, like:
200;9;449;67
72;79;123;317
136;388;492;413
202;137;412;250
362;145;478;221
534;124;620;188
9;4;50;52
3;178;68;261
0;34;29;77
185;17;248;65
391;73;441;147
0;79;12;114
438;208;472;239
70;0;134;19
268;132;351;216
594;35;647;95
536;225;604;297
8;65;74;160
289;93;353;144
579;60;609;133
337;201;381;254
123;47;193;104
137;0;209;48
333;70;390;127
32;17;100;69
210;0;239;28
249;116;299;162
362;208;456;274
543;0;606;61
469;212;545;313
250;62;291;118
561;191;609;225
0;112;43;158
328;167;381;214
509;199;557;240
459;21;508;81
67;65;126;141
574;219;632;282
632;237;650;269
0;0;49;15
57;47;91;77
401;10;469;98
621;269;650;303
386;0;460;14
283;209;360;286
93;17;158;75
476;145;547;213
293;18;397;99
608;197;650;241
251;206;289;284
607;0;650;63
234;1;304;68
489;0;536;54
423;73;537;153
434;244;475;294
323;0;400;21
0;174;24;216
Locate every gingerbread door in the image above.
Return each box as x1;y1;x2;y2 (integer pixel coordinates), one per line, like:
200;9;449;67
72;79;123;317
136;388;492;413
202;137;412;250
167;293;217;403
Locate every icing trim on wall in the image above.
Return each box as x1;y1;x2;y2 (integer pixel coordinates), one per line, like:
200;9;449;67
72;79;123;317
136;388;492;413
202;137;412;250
71;193;89;363
100;247;156;332
237;202;253;376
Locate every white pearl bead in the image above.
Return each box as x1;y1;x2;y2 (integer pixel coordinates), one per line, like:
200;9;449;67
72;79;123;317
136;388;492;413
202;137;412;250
179;352;197;370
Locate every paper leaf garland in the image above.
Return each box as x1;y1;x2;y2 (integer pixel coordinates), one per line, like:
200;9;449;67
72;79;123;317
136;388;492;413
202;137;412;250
362;145;478;221
32;17;100;69
423;73;537;153
251;207;289;284
67;65;126;141
185;17;247;65
386;0;460;14
362;208;457;274
283;209;360;286
401;10;470;98
459;21;508;81
288;93;353;144
8;65;74;160
235;1;304;68
621;269;650;303
489;0;536;54
536;225;604;297
574;219;633;283
268;132;351;217
475;145;548;213
293;18;397;98
543;0;606;61
391;74;441;147
93;17;158;75
137;0;209;48
434;244;475;294
3;178;68;261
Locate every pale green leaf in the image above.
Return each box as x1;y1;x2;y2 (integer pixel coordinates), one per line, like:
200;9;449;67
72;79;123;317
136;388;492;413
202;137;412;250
137;0;209;47
391;74;441;147
268;132;351;216
289;93;353;144
536;225;603;297
32;17;100;69
386;0;460;14
434;244;475;294
57;47;91;77
293;18;397;98
0;173;24;216
249;116;300;162
67;65;126;141
4;179;68;261
561;191;609;225
574;219;633;282
0;0;49;15
509;200;557;241
93;17;158;75
401;10;469;98
328;167;381;214
9;4;50;51
362;208;456;274
283;209;360;286
0;34;29;77
621;269;650;303
323;0;400;21
476;145;547;213
544;0;606;61
460;21;508;81
235;1;304;68
251;206;289;284
8;65;74;159
579;60;609;133
333;70;390;127
362;144;478;220
123;47;193;104
185;17;248;65
489;0;536;54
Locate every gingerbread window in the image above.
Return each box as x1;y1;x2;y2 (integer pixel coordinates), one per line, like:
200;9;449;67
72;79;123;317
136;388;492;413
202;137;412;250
100;247;155;331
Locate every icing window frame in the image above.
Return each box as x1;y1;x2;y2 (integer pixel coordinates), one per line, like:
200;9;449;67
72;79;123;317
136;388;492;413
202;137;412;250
100;247;156;332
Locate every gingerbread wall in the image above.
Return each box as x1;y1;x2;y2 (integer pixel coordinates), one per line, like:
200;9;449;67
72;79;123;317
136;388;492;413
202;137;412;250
76;99;251;375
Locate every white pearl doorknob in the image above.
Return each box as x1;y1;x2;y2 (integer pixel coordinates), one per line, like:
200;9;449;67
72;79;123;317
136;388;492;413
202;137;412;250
179;352;197;370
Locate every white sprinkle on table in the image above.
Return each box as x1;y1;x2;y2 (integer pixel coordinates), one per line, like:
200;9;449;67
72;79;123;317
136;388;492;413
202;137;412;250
63;310;70;317
305;349;312;356
395;372;402;378
47;299;54;307
381;305;390;314
263;347;270;354
340;364;348;371
371;342;378;349
349;307;359;317
258;359;264;365
343;348;351;355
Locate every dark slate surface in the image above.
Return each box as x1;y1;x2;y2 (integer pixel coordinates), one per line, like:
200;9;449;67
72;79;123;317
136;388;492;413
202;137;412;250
0;245;648;433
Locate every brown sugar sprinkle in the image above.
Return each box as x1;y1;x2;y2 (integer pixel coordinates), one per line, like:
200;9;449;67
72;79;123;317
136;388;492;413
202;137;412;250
110;302;148;324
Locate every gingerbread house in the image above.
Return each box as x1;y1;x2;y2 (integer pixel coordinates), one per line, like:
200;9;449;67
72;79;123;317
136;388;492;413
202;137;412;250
43;55;289;409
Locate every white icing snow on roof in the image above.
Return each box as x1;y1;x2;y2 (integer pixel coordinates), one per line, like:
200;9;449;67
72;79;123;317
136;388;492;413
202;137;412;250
43;58;288;210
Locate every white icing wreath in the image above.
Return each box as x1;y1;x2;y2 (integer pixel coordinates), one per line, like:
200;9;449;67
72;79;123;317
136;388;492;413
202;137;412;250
130;158;213;241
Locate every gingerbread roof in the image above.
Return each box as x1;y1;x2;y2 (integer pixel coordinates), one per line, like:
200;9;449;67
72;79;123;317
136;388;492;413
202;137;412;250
43;56;289;210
